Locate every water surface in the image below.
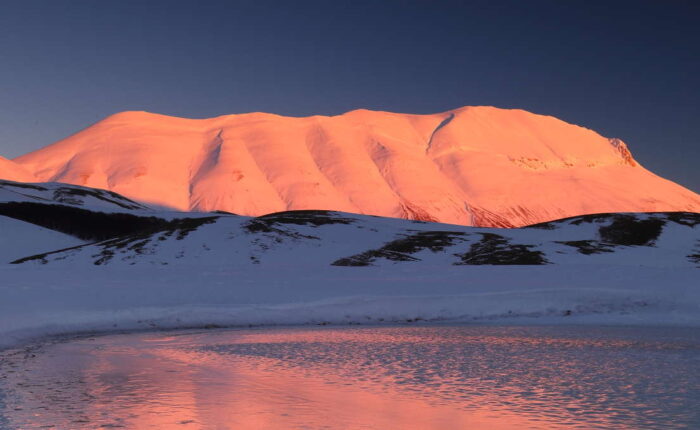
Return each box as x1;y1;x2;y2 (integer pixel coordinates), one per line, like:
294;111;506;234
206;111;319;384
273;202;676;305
1;325;698;429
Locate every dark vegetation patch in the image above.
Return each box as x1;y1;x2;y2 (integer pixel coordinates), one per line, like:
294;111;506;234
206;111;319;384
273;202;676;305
244;210;352;239
11;242;93;265
88;216;218;265
332;231;467;266
524;213;618;229
525;211;699;229
332;250;419;266
665;212;700;227
525;213;667;247
244;213;331;263
244;220;320;240
51;187;146;210
0;202;172;241
255;210;356;227
167;217;219;240
569;213;621;226
524;221;556;230
0;180;48;191
556;240;616;255
598;215;665;246
244;219;280;234
11;216;217;265
688;241;700;266
388;231;467;254
454;233;548;265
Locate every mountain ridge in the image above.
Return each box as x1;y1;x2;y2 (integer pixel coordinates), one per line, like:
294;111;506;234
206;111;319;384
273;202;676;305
5;106;700;227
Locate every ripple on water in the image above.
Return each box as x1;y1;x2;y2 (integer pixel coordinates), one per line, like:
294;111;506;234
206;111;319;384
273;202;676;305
1;325;699;429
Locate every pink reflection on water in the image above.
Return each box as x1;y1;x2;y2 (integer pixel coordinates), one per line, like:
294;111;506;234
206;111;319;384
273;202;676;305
2;326;696;429
145;347;552;429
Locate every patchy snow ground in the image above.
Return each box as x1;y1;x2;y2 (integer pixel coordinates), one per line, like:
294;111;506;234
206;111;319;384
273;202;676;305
0;181;698;349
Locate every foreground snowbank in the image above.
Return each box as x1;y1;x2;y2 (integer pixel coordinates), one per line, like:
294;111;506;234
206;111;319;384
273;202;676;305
1;264;697;349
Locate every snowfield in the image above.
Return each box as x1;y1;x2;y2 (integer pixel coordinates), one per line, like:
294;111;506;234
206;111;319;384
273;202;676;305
0;180;698;348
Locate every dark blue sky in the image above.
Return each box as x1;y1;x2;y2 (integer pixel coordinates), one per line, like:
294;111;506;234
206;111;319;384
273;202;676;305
1;0;698;191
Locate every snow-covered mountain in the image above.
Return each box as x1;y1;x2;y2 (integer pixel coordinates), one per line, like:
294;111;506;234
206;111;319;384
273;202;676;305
8;107;700;227
0;156;35;183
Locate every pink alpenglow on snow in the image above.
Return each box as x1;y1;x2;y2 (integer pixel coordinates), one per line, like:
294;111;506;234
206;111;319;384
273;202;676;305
9;106;700;227
0;156;36;183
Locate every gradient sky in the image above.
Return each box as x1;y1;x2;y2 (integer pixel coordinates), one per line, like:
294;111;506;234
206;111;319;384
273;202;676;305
1;0;698;192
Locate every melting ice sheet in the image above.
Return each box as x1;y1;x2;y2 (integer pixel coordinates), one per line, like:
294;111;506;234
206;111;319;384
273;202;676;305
1;325;699;429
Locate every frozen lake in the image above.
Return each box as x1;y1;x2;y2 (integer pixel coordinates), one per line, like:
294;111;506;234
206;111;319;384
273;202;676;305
1;325;699;429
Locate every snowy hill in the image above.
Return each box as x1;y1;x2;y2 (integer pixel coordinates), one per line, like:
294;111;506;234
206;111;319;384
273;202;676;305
2;187;697;268
0;182;698;348
8;107;700;227
0;179;150;212
0;180;153;262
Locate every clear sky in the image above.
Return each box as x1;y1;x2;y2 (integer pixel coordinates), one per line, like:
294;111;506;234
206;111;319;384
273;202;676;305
1;0;698;192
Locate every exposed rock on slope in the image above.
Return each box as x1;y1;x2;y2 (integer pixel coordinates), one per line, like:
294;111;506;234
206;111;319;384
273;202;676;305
9;106;700;226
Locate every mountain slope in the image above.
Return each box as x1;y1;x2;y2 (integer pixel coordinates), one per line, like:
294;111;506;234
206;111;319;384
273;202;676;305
0;156;35;183
10;106;700;227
